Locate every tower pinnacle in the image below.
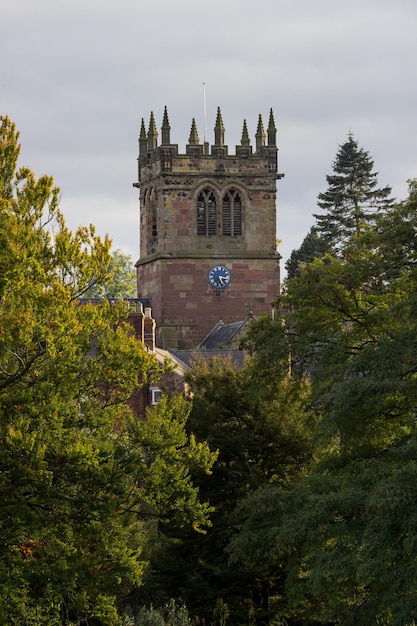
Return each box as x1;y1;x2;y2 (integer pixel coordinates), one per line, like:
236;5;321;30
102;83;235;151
147;111;158;151
161;105;171;145
240;119;250;146
267;108;277;147
255;114;266;153
188;118;200;145
214;106;225;146
139;118;147;154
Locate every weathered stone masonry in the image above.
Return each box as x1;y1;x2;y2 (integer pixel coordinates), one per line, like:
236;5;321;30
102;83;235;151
133;106;284;349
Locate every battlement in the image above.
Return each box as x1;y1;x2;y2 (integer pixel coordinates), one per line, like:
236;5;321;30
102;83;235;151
133;105;282;349
136;106;282;186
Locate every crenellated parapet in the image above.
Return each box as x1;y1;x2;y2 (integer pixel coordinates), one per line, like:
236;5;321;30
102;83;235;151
133;106;283;350
135;106;282;186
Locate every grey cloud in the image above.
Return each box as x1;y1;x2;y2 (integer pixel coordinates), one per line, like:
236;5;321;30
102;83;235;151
2;0;416;271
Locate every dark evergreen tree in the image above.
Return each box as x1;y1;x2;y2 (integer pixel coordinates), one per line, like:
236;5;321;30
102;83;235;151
285;225;329;279
313;133;394;251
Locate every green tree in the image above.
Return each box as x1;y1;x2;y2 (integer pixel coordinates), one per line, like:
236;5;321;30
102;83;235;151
0;116;215;625
313;133;394;251
82;248;137;299
231;180;417;624
284;226;329;279
139;344;315;625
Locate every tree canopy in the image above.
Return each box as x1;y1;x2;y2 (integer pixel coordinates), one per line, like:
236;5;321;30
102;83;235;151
286;134;395;278
138;343;315;625
314;133;394;251
0;116;215;625
230;179;417;624
285;225;330;279
82;248;137;299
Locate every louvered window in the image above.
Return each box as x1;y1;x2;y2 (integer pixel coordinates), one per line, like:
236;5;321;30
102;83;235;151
222;195;231;235
222;190;242;236
197;189;217;236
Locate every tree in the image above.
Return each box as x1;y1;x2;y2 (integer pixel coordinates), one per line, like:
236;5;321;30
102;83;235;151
313;133;394;252
82;248;137;299
0;116;215;625
284;225;329;279
230;180;417;624
138;341;315;625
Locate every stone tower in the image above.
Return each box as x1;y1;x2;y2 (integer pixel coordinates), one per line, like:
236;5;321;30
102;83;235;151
133;106;284;349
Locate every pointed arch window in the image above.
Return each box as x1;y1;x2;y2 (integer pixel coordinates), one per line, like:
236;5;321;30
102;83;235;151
222;190;242;236
197;189;217;236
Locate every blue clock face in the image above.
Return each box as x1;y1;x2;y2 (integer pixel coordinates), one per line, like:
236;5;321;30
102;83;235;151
208;265;231;289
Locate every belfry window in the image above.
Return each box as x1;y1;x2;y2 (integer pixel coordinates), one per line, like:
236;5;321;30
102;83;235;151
197;189;217;236
222;190;242;236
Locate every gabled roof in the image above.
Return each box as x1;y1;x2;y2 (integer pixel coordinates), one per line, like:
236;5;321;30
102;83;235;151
169;350;246;369
153;347;189;376
198;320;246;350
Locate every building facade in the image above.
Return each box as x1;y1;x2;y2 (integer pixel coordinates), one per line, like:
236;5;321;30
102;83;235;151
134;106;284;349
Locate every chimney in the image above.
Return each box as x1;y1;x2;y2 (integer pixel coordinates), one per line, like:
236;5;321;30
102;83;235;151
144;307;156;351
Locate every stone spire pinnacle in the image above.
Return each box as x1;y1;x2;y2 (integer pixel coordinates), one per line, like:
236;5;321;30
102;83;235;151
214;106;225;146
161;105;171;145
139;118;147;140
267;108;277;146
255;114;266;153
188;118;200;145
147;111;158;151
139;118;148;154
240;119;250;146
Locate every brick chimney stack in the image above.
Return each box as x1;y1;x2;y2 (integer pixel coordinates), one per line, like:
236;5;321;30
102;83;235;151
144;307;156;351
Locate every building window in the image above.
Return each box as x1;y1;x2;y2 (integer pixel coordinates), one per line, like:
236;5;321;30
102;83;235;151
197;189;217;236
149;386;163;405
222;190;242;236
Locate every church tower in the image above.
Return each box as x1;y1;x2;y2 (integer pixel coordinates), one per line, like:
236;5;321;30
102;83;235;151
133;106;284;349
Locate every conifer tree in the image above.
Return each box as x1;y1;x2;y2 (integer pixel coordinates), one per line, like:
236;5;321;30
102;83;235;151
285;225;329;278
313;133;394;251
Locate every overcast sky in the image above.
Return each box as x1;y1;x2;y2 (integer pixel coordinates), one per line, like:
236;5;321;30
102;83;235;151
2;0;416;274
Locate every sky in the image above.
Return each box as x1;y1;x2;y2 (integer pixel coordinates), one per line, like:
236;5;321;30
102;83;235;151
2;0;417;276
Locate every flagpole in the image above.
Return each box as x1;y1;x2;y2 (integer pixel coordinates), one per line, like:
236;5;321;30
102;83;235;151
202;82;207;145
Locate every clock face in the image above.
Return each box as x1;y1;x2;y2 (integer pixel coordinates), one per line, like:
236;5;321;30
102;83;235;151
208;265;231;289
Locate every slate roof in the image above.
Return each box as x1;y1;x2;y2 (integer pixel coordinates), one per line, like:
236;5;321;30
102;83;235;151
198;320;246;350
169;349;246;369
